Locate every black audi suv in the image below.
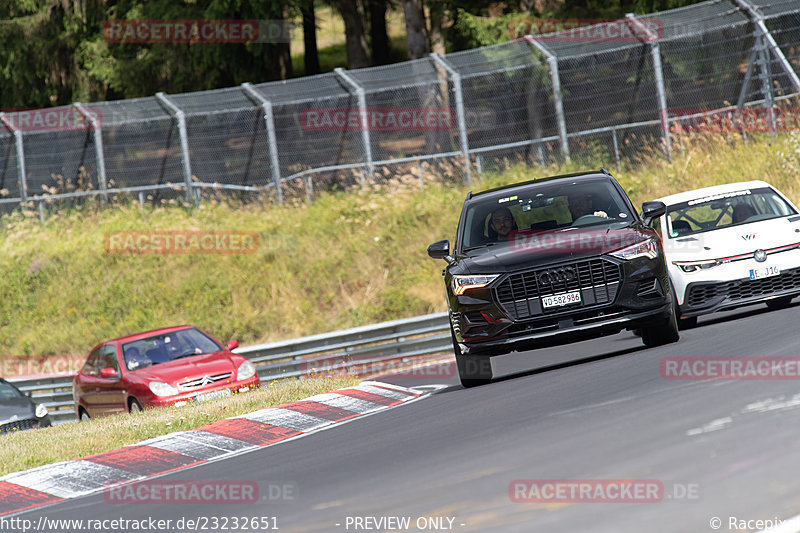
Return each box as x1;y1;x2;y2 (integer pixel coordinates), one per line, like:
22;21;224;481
428;169;679;387
0;377;51;434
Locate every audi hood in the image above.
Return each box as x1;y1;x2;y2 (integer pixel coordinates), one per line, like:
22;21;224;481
457;225;656;274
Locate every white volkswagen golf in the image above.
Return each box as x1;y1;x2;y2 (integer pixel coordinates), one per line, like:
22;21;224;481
650;180;800;328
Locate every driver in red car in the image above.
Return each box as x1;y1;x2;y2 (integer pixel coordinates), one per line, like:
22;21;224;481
125;347;151;370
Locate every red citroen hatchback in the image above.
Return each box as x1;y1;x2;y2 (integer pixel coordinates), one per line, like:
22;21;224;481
72;325;259;420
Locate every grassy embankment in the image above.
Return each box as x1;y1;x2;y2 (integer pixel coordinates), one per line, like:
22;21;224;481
2;132;799;358
0;377;359;477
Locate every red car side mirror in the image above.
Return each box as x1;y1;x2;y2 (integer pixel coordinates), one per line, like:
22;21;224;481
100;367;118;379
226;340;239;351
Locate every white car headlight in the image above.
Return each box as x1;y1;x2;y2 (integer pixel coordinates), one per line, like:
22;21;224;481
35;403;48;418
609;238;659;260
148;381;179;397
672;260;718;273
451;274;499;295
237;360;256;381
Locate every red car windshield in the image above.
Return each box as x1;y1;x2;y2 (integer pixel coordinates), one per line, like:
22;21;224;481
122;328;223;371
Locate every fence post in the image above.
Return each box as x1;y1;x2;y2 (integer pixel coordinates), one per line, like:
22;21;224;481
429;53;472;184
155;92;194;201
734;0;800;92
241;82;283;205
755;34;776;132
334;68;374;178
626;14;672;161
0;113;27;204
525;36;570;162
611;128;621;174
74;103;108;203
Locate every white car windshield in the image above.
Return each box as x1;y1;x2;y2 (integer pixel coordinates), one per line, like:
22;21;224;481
665;187;797;238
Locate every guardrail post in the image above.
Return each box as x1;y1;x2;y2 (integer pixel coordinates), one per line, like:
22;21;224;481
74;103;108;203
334;67;374;178
0;113;28;203
155;92;194;201
626;14;672;161
429;53;472;184
734;0;800;92
525;36;570;162
241;82;284;205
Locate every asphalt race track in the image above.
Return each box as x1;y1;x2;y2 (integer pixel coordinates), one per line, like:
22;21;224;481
11;301;800;533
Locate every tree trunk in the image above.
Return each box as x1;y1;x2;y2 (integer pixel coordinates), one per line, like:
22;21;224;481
301;0;321;75
368;0;390;65
402;0;429;60
339;0;371;69
428;1;446;56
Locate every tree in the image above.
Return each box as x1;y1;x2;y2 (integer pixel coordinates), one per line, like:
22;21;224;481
301;0;321;75
368;0;391;65
339;0;371;68
401;0;429;59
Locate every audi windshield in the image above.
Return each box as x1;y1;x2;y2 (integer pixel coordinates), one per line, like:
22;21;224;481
460;178;636;252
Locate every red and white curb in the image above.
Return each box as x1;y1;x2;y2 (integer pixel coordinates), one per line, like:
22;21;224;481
0;381;433;517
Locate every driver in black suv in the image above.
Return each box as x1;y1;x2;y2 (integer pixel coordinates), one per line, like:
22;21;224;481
568;192;608;222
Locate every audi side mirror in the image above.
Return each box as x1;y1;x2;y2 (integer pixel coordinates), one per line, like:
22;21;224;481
428;240;454;264
641;201;666;220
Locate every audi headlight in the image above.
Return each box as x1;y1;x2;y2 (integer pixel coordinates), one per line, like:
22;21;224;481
148;381;179;397
451;274;499;295
672;260;718;272
237;360;256;381
609;238;659;260
35;403;48;418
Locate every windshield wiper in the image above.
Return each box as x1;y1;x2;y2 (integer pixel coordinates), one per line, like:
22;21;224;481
171;352;204;360
463;242;497;252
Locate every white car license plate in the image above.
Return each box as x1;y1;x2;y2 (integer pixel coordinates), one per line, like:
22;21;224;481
542;291;581;308
749;266;780;280
193;388;232;403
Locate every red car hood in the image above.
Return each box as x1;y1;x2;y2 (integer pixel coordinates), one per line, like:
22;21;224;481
133;352;239;386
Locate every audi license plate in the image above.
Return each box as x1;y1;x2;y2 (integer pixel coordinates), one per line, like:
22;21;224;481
193;388;232;403
543;291;581;308
749;266;780;280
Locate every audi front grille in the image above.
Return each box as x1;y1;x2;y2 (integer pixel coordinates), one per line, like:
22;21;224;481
495;258;622;320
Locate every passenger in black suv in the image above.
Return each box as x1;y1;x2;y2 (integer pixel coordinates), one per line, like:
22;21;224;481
428;169;679;387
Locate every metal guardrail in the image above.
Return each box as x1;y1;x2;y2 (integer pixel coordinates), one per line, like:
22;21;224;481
7;312;452;425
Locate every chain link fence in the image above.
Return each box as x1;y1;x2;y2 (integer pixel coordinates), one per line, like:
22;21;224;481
1;0;799;211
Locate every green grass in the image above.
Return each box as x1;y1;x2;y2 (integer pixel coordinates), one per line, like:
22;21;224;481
1;132;799;359
0;376;359;477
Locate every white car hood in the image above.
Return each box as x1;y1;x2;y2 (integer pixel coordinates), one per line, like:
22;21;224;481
664;216;800;262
